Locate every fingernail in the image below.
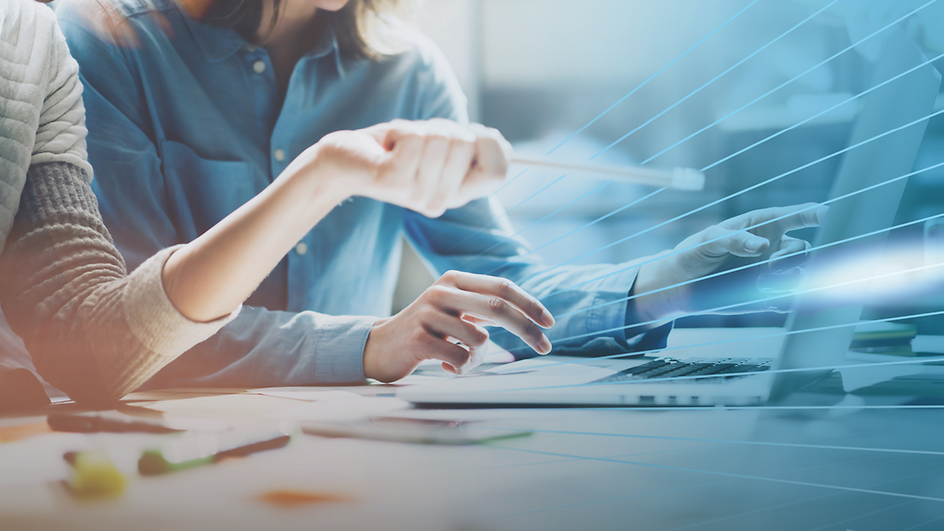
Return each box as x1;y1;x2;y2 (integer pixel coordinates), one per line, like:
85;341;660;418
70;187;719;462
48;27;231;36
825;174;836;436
538;336;552;355
746;239;763;252
542;311;556;328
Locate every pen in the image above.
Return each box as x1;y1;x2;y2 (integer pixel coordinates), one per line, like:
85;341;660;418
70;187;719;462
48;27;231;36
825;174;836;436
138;427;292;475
509;155;706;191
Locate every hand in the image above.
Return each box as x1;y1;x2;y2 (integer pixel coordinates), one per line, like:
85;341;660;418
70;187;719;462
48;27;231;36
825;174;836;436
363;271;556;382
304;119;512;218
634;203;829;320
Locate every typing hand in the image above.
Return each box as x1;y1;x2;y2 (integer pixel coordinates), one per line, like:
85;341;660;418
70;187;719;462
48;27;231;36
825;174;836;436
363;271;555;382
633;203;829;321
310;119;512;218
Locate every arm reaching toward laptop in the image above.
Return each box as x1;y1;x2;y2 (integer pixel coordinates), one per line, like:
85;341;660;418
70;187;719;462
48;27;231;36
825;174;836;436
632;203;829;324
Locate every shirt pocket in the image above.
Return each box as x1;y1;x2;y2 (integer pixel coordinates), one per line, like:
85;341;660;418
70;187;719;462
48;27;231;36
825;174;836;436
160;140;255;241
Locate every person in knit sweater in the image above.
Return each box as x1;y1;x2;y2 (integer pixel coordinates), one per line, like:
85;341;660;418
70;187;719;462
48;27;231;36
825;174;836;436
0;0;523;411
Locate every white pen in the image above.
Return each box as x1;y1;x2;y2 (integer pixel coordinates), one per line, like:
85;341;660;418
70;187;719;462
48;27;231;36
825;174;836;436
509;155;705;192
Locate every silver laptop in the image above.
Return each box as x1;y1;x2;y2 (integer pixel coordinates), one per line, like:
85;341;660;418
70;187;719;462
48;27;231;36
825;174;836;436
399;31;941;407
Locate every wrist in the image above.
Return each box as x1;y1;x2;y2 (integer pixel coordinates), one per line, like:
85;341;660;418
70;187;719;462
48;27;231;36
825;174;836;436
634;254;688;322
362;317;392;381
279;143;352;213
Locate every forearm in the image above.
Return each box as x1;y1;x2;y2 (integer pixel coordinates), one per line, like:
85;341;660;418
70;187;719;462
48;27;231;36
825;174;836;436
162;145;350;322
0;163;234;405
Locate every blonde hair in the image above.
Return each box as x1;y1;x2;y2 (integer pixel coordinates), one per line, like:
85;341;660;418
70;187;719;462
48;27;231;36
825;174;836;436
201;0;416;60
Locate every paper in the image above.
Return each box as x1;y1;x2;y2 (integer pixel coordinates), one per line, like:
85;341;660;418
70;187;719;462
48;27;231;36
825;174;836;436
269;391;409;422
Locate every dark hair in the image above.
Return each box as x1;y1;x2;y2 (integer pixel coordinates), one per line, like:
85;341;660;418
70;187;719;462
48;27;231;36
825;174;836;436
198;0;412;60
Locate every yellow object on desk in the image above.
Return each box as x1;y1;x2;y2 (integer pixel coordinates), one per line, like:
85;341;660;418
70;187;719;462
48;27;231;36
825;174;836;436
65;450;126;500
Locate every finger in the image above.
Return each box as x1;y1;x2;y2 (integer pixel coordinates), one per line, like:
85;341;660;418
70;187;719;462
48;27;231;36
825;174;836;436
437;127;476;209
438;271;555;327
769;236;811;271
468;123;512;174
703;228;769;258
432;288;552;355
382;122;426;176
732;203;828;235
460;124;511;200
415;122;453;212
413;334;472;373
422;310;490;349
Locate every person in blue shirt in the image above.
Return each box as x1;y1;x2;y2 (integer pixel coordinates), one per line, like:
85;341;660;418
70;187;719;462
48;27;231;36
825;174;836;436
56;0;823;389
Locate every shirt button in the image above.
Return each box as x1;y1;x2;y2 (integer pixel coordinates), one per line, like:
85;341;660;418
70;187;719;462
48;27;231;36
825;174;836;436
253;61;266;74
274;148;286;162
295;242;308;256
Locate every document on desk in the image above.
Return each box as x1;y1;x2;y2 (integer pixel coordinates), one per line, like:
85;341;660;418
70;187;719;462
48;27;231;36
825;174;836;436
268;391;409;422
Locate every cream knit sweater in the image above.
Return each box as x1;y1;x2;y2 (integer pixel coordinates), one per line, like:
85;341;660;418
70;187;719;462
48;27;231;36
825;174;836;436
0;0;237;407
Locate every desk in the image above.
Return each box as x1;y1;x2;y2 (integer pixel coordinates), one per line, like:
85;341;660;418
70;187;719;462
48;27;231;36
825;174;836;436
2;373;944;530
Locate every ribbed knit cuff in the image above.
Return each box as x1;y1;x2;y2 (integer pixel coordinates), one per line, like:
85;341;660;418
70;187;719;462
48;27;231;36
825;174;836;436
122;246;240;359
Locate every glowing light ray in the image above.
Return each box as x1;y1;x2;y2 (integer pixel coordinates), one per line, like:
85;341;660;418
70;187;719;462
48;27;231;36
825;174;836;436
486;446;944;503
481;162;944;330
479;450;890;523
482;188;665;277
497;263;944;364
596;0;843;155
474;1;940;272
498;429;944;457
532;405;944;411
659;466;943;531
486;307;944;395
475;477;736;523
542;0;764;157
439;0;763;255
526;108;944;294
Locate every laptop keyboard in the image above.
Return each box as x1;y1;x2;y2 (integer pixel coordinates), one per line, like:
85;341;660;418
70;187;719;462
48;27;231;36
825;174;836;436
594;357;774;384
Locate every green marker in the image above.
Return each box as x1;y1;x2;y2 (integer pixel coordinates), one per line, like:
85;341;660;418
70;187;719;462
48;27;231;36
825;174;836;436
138;428;291;476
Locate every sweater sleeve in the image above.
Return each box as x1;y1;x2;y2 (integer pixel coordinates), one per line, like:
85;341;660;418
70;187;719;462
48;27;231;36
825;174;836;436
32;0;94;180
0;161;238;406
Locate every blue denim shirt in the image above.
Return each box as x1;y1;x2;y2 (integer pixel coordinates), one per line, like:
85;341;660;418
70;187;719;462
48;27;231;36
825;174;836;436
57;0;669;388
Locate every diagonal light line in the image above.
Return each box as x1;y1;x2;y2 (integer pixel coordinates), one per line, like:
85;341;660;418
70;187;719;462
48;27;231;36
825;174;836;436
487;445;944;503
483;187;665;276
455;0;848;267
901;514;944;531
544;0;764;157
489;163;944;328
479;447;887;523
656;0;943;172
468;180;609;263
596;0;842;156
474;441;726;472
501;259;944;360
806;498;919;531
440;0;763;255
529;107;944;296
483;1;941;277
661;466;944;531
484;308;944;395
497;49;944;273
497;429;944;457
476;476;736;523
532;405;944;411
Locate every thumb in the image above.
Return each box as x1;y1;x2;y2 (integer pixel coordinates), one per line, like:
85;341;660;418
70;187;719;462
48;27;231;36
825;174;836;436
716;230;769;257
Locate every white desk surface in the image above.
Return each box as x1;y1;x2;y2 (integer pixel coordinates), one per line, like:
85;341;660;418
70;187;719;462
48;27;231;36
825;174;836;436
2;329;943;531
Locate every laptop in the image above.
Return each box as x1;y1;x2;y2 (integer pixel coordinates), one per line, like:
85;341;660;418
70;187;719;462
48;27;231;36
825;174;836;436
399;31;941;407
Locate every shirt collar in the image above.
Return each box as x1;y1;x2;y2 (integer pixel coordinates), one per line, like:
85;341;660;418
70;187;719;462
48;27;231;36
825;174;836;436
179;11;247;63
305;26;347;78
179;9;346;76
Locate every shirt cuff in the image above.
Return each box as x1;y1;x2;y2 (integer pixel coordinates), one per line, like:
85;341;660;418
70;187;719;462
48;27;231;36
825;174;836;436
307;314;376;383
586;265;672;354
122;245;241;358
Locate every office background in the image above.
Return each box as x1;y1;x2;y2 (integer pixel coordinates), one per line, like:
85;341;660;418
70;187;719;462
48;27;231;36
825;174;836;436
394;0;944;334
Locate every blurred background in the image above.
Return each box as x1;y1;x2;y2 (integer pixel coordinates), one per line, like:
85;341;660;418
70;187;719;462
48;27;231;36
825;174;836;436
392;0;944;331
